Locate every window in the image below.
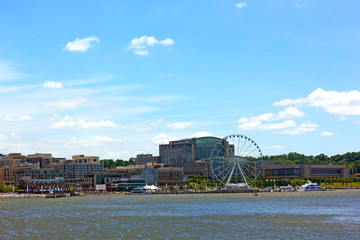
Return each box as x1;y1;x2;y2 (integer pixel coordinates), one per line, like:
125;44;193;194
266;168;300;177
311;169;341;175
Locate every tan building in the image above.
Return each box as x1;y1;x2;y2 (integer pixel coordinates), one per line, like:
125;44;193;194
110;165;144;178
72;155;100;164
157;167;187;187
263;161;350;179
135;154;160;165
183;161;212;178
27;153;54;168
0;166;19;186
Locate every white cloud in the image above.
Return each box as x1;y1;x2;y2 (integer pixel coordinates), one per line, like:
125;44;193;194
2;115;32;122
238;107;305;124
280;123;319;135
273;88;360;115
65;36;100;52
321;131;334;136
166;121;192;130
50;115;117;129
45;97;87;109
128;35;174;55
190;131;212;138
238;107;317;134
42;81;63;89
236;2;247;9
153;133;177;144
239;120;297;131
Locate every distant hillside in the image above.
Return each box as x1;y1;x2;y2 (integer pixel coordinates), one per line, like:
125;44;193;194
263;152;360;174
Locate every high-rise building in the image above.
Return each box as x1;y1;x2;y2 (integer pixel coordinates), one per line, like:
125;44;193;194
159;137;231;167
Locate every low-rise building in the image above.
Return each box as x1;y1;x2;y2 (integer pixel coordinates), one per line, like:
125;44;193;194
135;154;160;165
72;155;100;164
183;160;212;178
263;162;350;179
157;167;187;187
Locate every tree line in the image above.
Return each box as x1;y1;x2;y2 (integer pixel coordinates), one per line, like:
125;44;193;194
263;151;360;174
100;158;136;169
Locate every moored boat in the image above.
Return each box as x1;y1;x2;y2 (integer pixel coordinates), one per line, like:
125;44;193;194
299;181;324;191
130;187;151;195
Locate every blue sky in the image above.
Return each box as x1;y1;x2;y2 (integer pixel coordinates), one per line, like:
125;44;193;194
1;1;359;159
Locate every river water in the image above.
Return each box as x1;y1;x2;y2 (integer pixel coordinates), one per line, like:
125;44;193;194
1;190;359;239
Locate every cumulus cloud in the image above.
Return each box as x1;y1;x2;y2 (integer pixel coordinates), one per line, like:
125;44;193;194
280;123;319;135
65;36;100;52
128;35;174;55
153;133;177;144
238;107;317;134
238;107;304;124
45;97;87;109
321;131;334;136
236;2;247;9
166;121;192;130
42;81;63;89
273;88;360;115
2;115;32;122
50;115;117;129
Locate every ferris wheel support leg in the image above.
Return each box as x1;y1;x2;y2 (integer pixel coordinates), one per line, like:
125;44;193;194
225;163;236;187
237;163;250;189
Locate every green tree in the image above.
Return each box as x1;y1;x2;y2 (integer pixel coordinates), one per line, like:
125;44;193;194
68;185;76;192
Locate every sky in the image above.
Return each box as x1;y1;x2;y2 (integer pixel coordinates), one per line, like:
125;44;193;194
0;0;359;160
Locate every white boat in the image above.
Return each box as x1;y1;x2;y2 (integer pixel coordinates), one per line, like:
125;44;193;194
130;187;151;195
299;181;324;191
280;185;295;192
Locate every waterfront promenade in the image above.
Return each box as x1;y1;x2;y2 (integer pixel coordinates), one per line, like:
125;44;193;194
2;188;359;198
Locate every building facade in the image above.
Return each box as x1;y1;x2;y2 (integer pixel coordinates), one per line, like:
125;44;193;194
159;137;229;168
263;161;350;179
183;161;212;178
135;154;160;165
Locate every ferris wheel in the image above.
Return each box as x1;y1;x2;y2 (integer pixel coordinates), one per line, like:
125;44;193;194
210;134;263;189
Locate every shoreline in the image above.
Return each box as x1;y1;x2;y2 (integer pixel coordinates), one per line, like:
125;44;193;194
1;188;360;198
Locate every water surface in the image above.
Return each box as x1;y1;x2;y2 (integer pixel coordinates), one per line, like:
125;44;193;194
1;191;359;239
